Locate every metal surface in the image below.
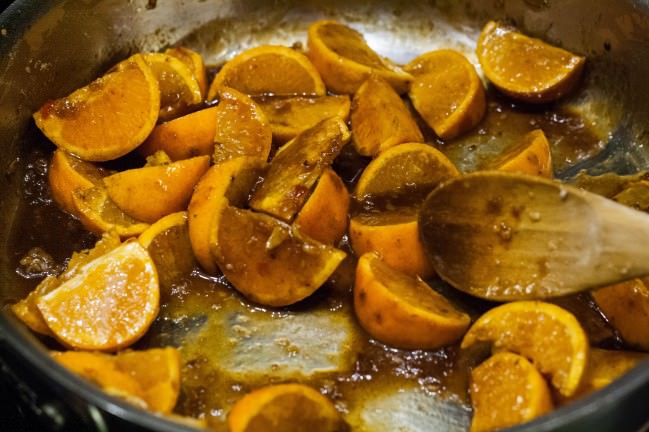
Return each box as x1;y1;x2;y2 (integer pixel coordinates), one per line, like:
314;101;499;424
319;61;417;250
2;0;649;431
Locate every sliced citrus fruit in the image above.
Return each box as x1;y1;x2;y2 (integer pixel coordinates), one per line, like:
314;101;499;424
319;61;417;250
138;211;196;292
461;301;589;397
103;155;210;224
207;45;326;100
187;157;265;274
48;149;112;215
143;52;203;121
253;94;351;143
52;347;181;414
294;168;349;245
228;383;346;432
33;53;160;162
354;252;469;349
213;87;273;163
72;187;150;238
469;352;553;432
114;347;181;414
495;129;553;178
354;142;459;205
591;278;649;350
476;21;585;104
349;209;434;278
561;348;646;403
36;241;159;351
13;232;123;336
307;20;412;95
166;46;208;98
51;350;146;407
249;116;350;222
211;206;346;307
351;75;423;156
404;49;486;140
138;106;218;160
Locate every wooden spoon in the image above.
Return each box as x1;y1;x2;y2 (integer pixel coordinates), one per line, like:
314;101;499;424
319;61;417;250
419;171;649;300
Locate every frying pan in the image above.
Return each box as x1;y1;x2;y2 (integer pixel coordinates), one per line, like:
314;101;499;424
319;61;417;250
2;0;649;431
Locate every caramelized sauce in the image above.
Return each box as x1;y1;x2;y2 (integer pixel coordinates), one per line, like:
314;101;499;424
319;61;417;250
6;86;619;431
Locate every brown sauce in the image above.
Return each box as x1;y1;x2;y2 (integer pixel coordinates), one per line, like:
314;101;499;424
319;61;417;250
6;85;619;430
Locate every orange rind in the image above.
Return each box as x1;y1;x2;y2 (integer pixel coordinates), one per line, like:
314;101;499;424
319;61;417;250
496;129;553;178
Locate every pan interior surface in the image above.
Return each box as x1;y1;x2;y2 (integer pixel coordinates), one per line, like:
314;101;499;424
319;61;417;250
3;1;649;431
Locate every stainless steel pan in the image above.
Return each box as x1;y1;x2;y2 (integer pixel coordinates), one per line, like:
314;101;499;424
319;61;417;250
2;1;649;431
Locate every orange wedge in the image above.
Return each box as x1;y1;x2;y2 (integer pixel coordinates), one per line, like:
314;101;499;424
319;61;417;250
187;157;265;274
351;75;423;156
228;383;346;432
461;301;589;397
48;149;112;215
52;347;181;414
207;45;326;100
253;94;351;143
33;53;160;162
469;352;553;432
138;106;218;160
213;87;273;163
496;129;553;178
477;21;585;103
249;116;350;222
307;20;412;95
294;168;349;245
405;49;485;140
72;186;150;238
211;206;346;307
103;155;210;224
114;347;181;414
349;210;433;278
36;241;159;351
354;142;459;203
138;211;196;292
166;46;208;98
143;52;203;121
592;278;649;350
354;252;470;349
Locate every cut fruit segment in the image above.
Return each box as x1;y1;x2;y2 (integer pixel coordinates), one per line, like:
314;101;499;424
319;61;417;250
72;186;150;238
166;46;208;98
495;129;553;178
469;352;553;432
52;347;181;414
187;158;265;274
103;155;210;224
36;241;159;351
213;87;273;163
354;252;470;349
461;301;589;397
48;149;112;215
354;142;459;206
139;106;218;161
253;94;351;143
211;206;346;307
476;21;585;104
12;233;123;336
207;45;326;100
351;75;423;156
33;53;160;162
349;210;434;278
138;211;196;291
307;20;413;95
591;278;649;350
228;383;347;432
143;52;203;121
294;168;349;245
250;116;350;222
405;49;485;140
